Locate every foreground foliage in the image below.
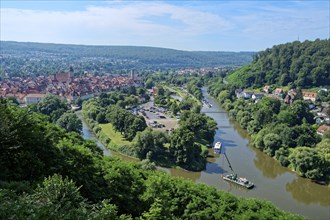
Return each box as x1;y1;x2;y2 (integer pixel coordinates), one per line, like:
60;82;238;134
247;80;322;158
0;98;303;219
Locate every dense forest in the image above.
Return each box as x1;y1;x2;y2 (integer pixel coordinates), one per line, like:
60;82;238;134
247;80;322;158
226;39;330;88
0;98;303;219
0;41;254;77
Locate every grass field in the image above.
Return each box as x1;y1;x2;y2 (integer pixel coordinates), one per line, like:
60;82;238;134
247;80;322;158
163;85;202;104
99;123;131;146
302;87;321;93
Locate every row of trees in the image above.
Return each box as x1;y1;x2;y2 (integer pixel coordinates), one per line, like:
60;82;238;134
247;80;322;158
106;105;147;141
82;92;147;141
207;80;330;182
153;85;201;114
226;39;330;88
186;79;203;100
0;99;304;219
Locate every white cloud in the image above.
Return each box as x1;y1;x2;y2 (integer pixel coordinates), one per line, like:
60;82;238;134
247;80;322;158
0;2;232;47
0;1;328;51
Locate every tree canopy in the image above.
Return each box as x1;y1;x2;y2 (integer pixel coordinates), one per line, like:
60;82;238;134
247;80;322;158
226;39;330;88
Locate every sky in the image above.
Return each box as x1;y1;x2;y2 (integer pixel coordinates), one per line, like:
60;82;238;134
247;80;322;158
1;0;329;52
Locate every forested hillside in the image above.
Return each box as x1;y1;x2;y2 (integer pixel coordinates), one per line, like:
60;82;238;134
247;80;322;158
226;39;330;88
0;99;303;219
0;41;254;77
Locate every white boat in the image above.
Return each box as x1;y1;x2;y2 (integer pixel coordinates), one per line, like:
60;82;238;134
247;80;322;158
214;142;222;150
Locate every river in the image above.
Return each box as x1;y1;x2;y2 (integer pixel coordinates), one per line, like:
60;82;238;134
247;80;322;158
77;88;330;220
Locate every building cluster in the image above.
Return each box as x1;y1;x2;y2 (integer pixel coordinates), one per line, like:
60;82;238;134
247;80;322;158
235;86;330;130
1;72;140;104
235;89;265;100
176;67;226;75
236;86;324;104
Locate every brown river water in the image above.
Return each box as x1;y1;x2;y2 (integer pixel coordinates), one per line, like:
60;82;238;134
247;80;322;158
77;88;330;219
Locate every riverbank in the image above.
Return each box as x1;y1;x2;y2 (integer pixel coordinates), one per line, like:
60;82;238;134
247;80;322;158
207;83;329;186
78;88;330;219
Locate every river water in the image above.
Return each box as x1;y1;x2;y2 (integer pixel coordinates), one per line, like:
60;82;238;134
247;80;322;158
77;88;330;219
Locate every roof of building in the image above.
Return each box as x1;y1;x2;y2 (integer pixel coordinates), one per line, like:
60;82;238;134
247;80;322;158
317;125;330;133
25;93;47;98
302;91;317;97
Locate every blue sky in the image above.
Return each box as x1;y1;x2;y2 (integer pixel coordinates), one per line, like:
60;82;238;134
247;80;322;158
1;1;329;51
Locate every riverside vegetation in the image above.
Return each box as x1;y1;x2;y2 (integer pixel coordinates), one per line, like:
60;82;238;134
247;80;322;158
207;39;330;184
0;98;304;219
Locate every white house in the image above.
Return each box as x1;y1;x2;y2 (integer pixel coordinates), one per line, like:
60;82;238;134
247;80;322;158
252;93;264;100
24;93;46;105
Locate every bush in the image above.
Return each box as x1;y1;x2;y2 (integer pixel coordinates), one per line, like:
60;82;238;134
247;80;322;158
93;126;101;134
117;144;136;157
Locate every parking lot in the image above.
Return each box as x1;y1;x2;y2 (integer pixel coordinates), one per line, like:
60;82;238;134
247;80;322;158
138;101;179;132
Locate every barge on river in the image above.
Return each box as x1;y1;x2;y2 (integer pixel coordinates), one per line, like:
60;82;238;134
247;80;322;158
222;152;255;189
223;173;254;189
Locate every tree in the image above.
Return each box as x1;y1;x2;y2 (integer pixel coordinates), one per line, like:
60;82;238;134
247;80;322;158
75;97;83;106
137;87;147;96
6;97;19;105
142;199;167;220
278;125;297;148
56;112;82;133
316;139;330;179
128;86;137;95
289;147;324;179
133;129;169;160
55;136;103;201
106;105;146;141
290;100;314;124
323;130;330;140
157;86;165;96
125;116;147;141
96;112;107;123
170;102;180;115
145;79;154;89
294;123;319;147
263;133;282;156
0;99;61;181
253;108;275;130
35;174;86;217
36;95;69;116
179;111;217;145
170;126;204;170
179;97;195;111
0;175;88;220
277;110;296;126
218;90;230;104
102;158;146;216
257;97;281;114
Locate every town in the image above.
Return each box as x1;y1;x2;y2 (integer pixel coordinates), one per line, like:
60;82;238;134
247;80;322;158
0;71;141;105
